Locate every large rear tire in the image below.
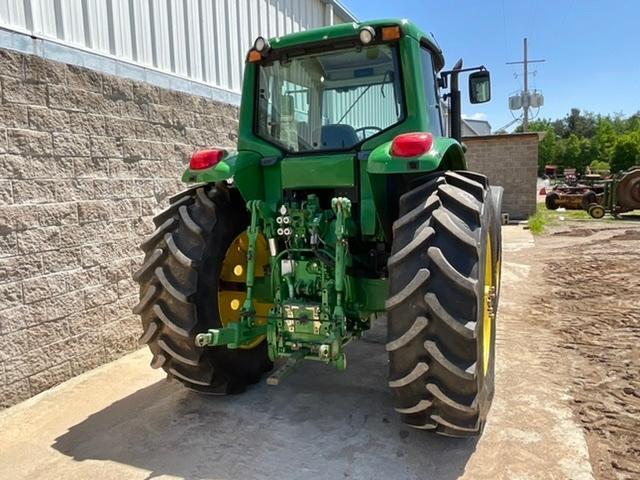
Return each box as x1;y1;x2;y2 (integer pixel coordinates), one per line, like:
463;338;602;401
385;171;500;437
133;184;272;394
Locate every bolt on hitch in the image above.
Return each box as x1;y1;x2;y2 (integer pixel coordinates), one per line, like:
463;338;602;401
195;331;216;347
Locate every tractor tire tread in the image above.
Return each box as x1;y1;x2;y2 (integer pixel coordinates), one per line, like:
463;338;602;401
138;320;159;345
399;175;445;214
154;266;193;303
388;362;429;388
133;284;157;315
384;268;430;310
427;247;476;295
141;218;177;252
157;336;201;367
453;170;489;188
132;248;164;282
164;232;197;268
387;171;495;437
153;302;191;337
134;184;272;394
395;399;433;415
386;316;429;352
444;171;485;202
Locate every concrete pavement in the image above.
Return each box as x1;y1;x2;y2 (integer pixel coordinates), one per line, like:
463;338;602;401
0;226;594;480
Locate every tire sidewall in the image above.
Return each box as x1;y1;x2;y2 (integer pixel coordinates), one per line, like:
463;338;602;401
476;190;497;421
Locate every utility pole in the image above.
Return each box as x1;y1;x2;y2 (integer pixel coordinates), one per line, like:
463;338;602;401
507;38;545;132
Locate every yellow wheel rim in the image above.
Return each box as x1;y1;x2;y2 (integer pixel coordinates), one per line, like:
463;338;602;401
482;236;495;375
218;232;271;349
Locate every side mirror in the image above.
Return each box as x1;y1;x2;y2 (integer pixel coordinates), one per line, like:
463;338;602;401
469;70;491;104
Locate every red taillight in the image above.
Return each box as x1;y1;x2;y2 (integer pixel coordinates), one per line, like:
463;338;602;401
391;132;434;157
190;149;224;170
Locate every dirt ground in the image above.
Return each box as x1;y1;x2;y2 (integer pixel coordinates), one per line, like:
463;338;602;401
531;221;640;480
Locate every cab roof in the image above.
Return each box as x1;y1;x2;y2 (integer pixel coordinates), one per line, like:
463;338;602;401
266;19;445;71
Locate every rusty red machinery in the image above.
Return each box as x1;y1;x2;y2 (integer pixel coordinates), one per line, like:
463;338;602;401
545;178;605;211
545;167;640;218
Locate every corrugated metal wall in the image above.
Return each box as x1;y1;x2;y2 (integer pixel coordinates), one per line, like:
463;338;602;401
0;0;354;95
326;86;399;131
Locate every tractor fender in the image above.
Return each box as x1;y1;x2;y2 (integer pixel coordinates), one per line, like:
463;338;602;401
367;136;466;174
182;150;265;202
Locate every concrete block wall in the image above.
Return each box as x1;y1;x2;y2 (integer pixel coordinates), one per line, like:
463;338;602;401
463;133;539;220
0;48;238;408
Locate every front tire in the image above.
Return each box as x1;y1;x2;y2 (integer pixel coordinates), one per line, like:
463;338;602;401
133;184;272;394
385;171;499;437
588;203;605;219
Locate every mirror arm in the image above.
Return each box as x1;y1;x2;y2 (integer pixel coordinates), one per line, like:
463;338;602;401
440;65;486;77
440;65;489;141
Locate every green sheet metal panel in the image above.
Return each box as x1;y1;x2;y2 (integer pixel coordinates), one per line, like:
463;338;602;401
281;154;355;189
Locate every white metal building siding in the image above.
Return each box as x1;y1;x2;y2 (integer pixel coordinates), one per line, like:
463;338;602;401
0;0;354;95
326;87;399;132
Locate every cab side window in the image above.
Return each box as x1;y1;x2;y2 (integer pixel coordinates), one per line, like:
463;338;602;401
420;49;443;136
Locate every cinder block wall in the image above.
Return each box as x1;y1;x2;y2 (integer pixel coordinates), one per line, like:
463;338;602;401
0;48;238;408
463;133;539;220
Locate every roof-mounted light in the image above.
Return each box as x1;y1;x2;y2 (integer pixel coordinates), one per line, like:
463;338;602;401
359;26;375;45
247;50;262;63
381;26;401;41
254;36;270;53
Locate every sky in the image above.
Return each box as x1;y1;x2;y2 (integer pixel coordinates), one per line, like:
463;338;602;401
342;0;640;131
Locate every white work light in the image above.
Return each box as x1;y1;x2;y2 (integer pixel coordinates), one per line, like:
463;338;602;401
358;26;375;45
254;36;269;52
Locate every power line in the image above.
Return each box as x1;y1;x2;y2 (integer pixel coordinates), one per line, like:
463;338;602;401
497;115;523;132
506;38;545;131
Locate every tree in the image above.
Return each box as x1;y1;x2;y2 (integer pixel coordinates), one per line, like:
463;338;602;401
564;108;597;138
509;109;640;175
514;119;551;134
589;159;610;173
592;118;616;164
562;133;582;170
611;133;640;173
537;126;558;174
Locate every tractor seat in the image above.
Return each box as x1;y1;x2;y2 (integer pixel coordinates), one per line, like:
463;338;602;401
319;124;359;149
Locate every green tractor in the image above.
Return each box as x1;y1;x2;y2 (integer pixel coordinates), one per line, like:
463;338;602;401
134;19;502;437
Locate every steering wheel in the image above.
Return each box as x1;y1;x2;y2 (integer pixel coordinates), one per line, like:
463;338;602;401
354;126;382;140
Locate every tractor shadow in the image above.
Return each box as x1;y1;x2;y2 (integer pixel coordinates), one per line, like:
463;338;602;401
53;323;478;480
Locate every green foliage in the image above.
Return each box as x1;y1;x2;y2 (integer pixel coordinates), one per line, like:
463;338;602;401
521;109;640;175
611;132;640;172
589;159;610;173
527;207;548;235
528;205;599;235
